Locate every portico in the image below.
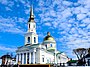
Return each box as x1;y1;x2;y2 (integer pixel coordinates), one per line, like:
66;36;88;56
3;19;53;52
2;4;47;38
16;51;36;64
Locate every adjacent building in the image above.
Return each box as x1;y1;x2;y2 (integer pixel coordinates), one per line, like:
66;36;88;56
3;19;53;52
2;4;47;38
85;48;90;66
0;54;16;65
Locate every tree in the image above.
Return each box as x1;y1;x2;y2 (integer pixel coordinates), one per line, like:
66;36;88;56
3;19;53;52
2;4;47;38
88;48;90;54
73;48;88;65
73;48;88;60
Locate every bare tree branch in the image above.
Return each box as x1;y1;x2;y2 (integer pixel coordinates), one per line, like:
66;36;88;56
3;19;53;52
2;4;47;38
73;48;87;60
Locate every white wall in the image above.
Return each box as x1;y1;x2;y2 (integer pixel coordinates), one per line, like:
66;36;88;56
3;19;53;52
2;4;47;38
35;48;40;64
0;59;1;65
39;49;54;64
25;33;38;45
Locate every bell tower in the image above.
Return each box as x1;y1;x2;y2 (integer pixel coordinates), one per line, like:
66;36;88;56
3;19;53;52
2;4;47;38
25;6;38;46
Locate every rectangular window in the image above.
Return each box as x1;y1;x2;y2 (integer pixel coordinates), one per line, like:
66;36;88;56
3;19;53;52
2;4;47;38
34;37;36;43
42;55;44;62
42;58;44;62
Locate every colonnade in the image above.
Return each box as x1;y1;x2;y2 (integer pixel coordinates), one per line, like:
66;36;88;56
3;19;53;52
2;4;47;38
16;52;36;64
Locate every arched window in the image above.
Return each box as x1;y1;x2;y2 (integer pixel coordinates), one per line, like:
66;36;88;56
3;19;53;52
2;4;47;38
50;44;52;47
45;45;47;49
28;37;30;43
34;37;36;43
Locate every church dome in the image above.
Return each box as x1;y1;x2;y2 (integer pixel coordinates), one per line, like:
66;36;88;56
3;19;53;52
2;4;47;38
43;32;56;51
44;32;55;41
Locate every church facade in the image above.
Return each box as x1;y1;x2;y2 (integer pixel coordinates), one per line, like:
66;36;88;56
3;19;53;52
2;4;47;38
16;6;69;64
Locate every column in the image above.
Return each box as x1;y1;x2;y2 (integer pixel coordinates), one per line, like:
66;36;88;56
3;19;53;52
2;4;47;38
16;54;18;64
33;52;35;64
19;54;21;64
26;53;27;64
29;53;31;64
22;53;24;64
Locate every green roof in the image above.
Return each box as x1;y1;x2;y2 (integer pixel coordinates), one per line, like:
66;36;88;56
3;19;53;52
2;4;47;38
47;48;55;52
67;60;77;63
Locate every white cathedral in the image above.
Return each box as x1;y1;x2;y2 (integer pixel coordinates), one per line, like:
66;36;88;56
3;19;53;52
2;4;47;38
16;6;69;65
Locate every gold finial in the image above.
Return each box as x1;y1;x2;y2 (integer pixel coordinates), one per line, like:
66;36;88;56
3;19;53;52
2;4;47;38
47;32;50;36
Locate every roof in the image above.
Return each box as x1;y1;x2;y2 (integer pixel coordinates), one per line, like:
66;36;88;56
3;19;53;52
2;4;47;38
67;60;77;63
16;43;41;52
0;55;12;59
44;35;55;41
47;47;55;52
43;32;55;41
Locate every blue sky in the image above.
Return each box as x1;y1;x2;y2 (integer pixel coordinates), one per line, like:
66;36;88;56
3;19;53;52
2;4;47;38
0;0;90;63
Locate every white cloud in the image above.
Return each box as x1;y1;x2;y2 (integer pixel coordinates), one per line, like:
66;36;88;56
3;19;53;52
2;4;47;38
49;10;56;17
0;45;16;52
25;9;30;14
0;0;8;5
82;18;90;24
62;1;73;6
77;13;87;20
5;6;12;11
38;0;45;6
0;16;25;34
44;22;51;26
61;8;72;19
18;18;26;23
0;0;14;7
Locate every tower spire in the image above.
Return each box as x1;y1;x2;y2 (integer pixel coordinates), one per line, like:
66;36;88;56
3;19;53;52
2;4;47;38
28;5;34;22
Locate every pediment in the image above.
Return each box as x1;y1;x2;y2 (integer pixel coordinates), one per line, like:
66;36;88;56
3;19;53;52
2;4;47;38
17;46;30;52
